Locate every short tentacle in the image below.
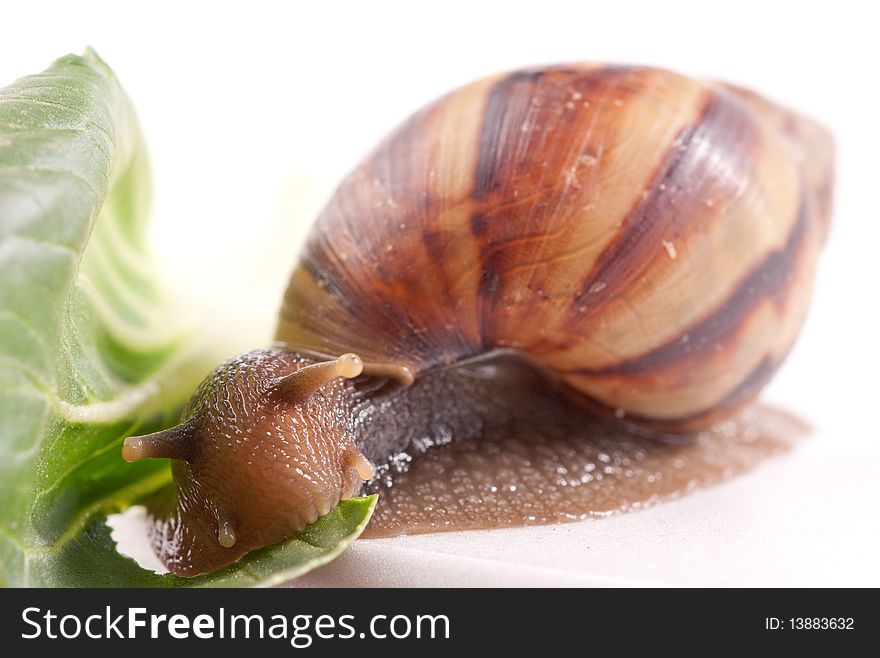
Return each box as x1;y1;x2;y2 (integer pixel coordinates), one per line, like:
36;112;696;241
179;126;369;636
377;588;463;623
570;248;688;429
217;516;236;548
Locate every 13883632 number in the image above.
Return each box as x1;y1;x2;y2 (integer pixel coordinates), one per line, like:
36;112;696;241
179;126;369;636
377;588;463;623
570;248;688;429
790;618;854;630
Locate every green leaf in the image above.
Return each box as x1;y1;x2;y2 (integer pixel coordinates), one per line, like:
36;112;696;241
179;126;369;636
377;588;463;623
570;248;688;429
0;51;374;586
29;496;376;588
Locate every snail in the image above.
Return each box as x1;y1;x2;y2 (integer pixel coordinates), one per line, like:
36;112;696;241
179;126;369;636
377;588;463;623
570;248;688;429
123;64;833;576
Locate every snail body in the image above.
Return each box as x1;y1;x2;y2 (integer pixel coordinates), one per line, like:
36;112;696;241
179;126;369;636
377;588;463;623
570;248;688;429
124;64;833;576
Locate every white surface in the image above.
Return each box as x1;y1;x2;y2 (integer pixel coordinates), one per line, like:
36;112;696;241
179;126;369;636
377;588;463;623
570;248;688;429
6;0;880;586
295;443;876;588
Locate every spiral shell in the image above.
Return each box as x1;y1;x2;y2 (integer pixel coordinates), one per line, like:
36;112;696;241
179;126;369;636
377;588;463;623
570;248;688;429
277;64;833;429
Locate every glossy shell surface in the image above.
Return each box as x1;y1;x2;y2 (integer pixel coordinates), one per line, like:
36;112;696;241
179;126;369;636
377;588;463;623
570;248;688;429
278;65;833;428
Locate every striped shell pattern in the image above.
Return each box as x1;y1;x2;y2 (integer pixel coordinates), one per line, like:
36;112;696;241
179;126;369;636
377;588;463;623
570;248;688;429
277;64;833;430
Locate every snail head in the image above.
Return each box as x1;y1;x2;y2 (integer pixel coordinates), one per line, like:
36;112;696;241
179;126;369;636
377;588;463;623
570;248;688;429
121;349;374;561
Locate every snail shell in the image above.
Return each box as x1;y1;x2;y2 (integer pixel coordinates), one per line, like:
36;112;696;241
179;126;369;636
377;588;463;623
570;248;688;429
280;64;832;427
124;64;833;575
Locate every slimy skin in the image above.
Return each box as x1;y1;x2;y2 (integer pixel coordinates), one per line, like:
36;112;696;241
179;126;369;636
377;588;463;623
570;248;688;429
123;351;374;576
123;64;833;576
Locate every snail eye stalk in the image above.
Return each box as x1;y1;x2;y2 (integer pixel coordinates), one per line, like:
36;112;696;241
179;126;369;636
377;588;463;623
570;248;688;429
272;353;363;402
122;422;195;463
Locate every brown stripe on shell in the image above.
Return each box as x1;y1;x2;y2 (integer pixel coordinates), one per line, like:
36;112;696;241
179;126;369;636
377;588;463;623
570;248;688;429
569;89;760;316
566;354;782;434
278;74;500;368
678;355;778;427
298;251;357;313
419;227;459;335
469;66;630;201
420;228;445;264
298;105;452;363
471;69;548;201
721;81;835;240
468;65;649;347
572;194;810;379
617;355;781;433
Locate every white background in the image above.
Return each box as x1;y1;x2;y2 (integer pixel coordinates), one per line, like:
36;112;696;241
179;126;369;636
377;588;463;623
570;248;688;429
2;0;878;586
